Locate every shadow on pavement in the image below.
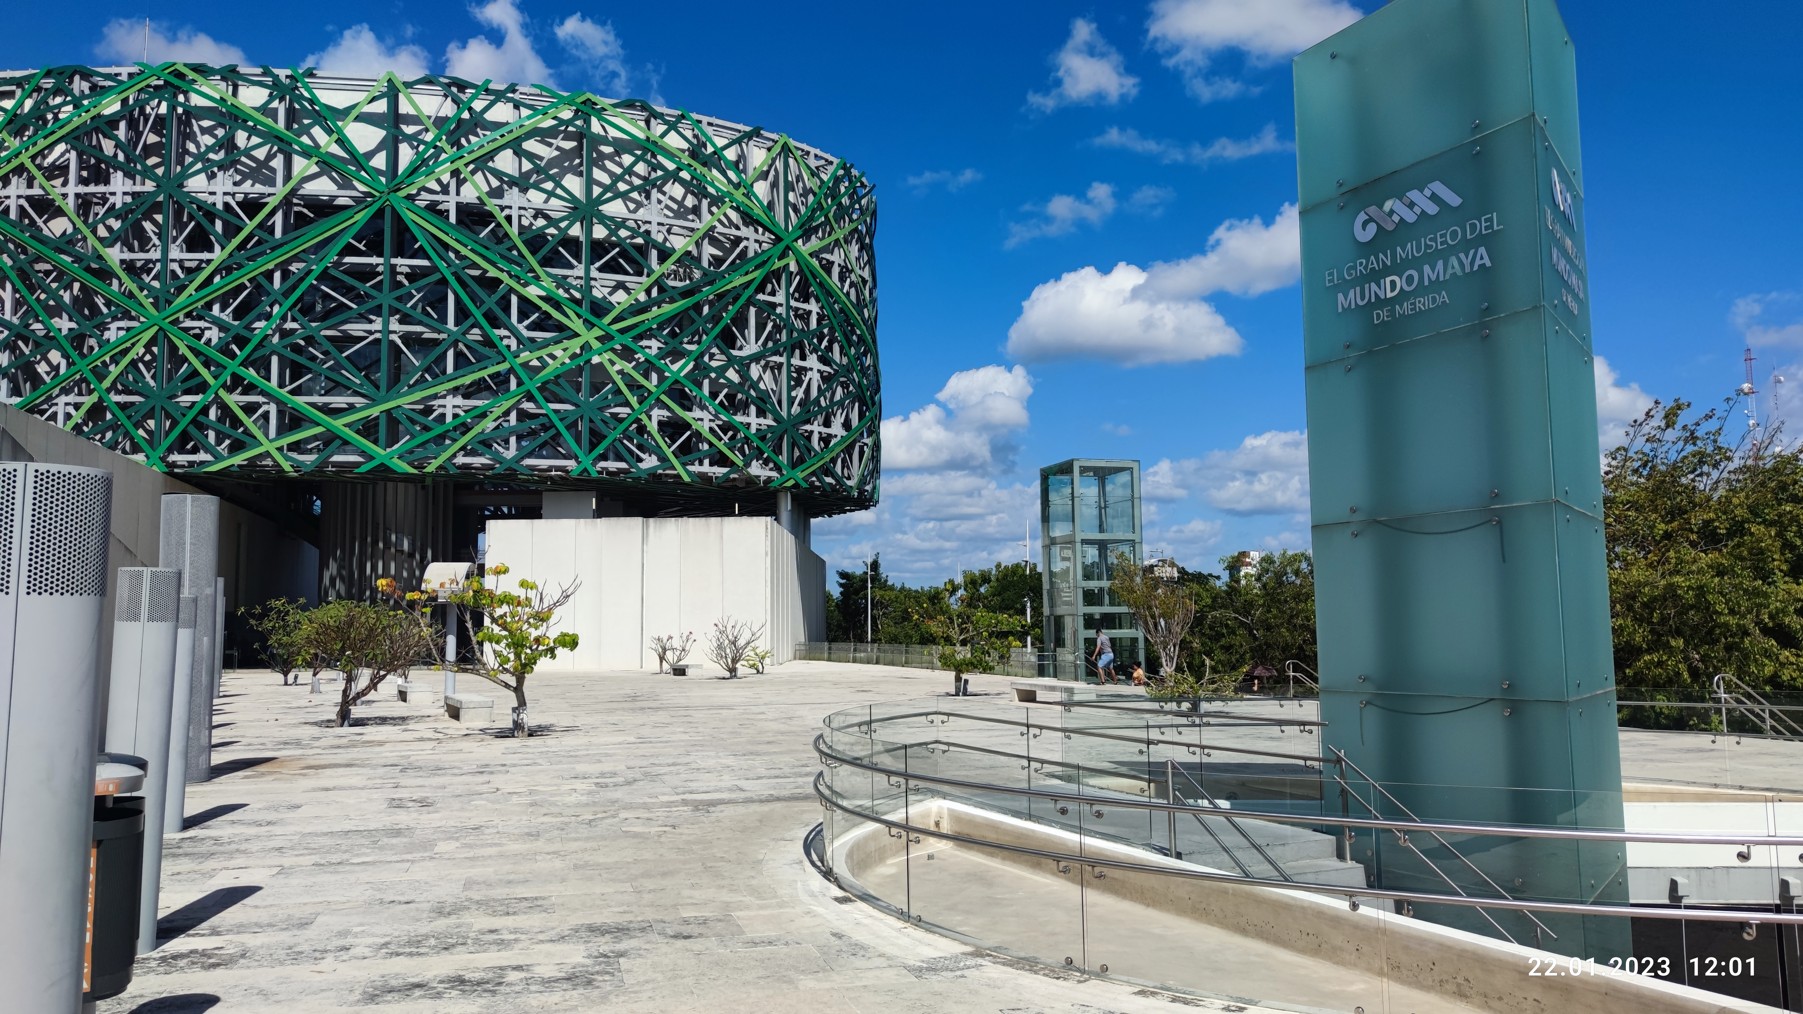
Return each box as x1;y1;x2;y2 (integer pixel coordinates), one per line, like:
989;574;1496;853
157;886;261;944
182;803;248;831
128;994;221;1013
208;756;275;778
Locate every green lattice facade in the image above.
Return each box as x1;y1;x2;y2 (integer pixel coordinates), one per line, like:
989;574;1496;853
0;65;878;515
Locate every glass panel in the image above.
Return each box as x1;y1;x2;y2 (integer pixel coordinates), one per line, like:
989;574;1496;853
1043;472;1073;538
1077;471;1103;533
1048;544;1075;610
1312;501;1580;698
1293;0;1533;209
1304;311;1556;527
1081;587;1124;608
904;742;1086;970
1101;468;1136;534
1299;116;1549;367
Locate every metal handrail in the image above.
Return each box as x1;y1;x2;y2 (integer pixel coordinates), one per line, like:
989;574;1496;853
816;731;1803;847
1329;748;1555;945
1165;760;1294;882
1282;660;1320;697
832;706;1329;768
815;771;1803;927
1714;673;1803;740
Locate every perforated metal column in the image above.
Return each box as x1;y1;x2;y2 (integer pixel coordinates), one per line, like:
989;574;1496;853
105;567;181;955
0;463;113;1013
158;496;217;784
161;597;196;837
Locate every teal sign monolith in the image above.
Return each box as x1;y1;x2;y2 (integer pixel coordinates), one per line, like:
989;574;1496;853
1294;0;1626;956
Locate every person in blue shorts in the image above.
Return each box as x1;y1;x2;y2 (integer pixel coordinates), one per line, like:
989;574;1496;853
1091;628;1115;684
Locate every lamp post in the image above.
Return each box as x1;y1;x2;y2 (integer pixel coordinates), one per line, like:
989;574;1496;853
865;557;872;644
1024;596;1032;654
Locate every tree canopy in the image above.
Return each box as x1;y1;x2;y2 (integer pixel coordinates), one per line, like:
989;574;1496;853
1605;399;1803;724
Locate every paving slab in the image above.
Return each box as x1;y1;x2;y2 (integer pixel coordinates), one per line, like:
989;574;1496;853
103;664;1301;1013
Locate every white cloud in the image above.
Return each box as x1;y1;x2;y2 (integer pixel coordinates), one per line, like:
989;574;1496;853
813;475;1038;585
1147;0;1362;102
1094;123;1292;166
96;20;246;65
1029;18;1140;111
304;26;431;78
446;0;555;86
1594;354;1653;449
1148;430;1310;515
1127;185;1175;217
1006;182;1116;248
1007;262;1241;366
1143;458;1191;501
1103;422;1133;436
1137;203;1300;300
1202;430;1310;514
881;365;1034;473
554;13;628;94
907;168;983;192
1145;518;1225;568
1006;203;1296;366
1733;293;1803;348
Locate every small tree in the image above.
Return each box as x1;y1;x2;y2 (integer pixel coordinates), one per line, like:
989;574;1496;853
650;632;696;673
704;617;765;678
302;601;431;727
1110;550;1197;681
920;575;1019;695
241;597;310;685
435;564;580;737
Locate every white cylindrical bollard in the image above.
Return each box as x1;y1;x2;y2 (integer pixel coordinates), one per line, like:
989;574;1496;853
162;596;197;837
0;463;113;1014
104;567;182;955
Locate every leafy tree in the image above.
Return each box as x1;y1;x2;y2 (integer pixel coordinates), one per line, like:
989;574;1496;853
303;600;431;727
1189;551;1317;682
829;555;894;641
408;564;581;738
241;597;310;685
959;561;1042;634
1604;399;1803;727
919;573;1020;694
1110;551;1197;680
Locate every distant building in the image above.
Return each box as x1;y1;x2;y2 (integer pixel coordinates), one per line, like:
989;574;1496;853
1227;550;1265;581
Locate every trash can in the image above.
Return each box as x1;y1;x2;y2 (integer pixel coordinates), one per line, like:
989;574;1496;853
84;755;146;1004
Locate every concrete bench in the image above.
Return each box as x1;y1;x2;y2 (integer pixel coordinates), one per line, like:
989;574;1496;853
444;694;494;723
396;678;433;703
1010;678;1080;703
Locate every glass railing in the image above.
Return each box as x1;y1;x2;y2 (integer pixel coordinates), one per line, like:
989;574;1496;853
815;695;1803;1013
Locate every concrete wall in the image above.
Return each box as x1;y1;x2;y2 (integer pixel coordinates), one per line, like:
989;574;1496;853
0;405;317;696
484;516;826;671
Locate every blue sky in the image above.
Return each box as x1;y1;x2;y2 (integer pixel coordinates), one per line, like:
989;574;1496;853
10;1;1802;583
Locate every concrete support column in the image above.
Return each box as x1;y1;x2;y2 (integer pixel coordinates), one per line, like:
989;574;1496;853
159;494;218;785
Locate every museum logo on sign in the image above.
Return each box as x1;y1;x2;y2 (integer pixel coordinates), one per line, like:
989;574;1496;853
1353;181;1464;243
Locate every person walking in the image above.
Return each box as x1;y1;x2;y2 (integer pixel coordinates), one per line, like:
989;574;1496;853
1091;628;1115;684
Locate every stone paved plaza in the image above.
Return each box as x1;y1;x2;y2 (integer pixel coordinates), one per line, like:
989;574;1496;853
104;661;1283;1014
